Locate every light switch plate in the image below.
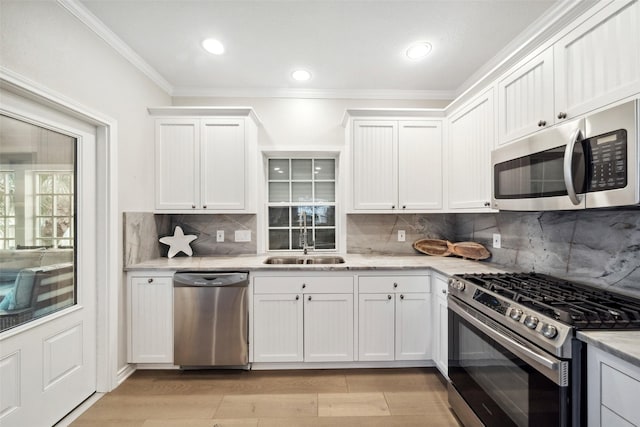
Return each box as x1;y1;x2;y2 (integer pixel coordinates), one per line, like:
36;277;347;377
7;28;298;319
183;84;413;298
493;233;501;248
216;230;224;242
398;230;406;242
235;230;251;242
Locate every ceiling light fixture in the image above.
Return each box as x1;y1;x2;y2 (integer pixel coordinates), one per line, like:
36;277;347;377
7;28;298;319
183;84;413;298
202;38;225;55
405;41;432;60
292;69;312;82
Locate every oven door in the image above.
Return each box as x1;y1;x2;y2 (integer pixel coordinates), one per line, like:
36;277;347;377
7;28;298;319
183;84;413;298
448;297;571;427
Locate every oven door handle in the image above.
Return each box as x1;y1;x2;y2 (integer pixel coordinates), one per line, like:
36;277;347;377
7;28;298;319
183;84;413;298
450;299;569;386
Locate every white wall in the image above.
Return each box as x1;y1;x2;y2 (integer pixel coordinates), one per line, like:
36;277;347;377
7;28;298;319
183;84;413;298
173;97;449;149
0;1;170;372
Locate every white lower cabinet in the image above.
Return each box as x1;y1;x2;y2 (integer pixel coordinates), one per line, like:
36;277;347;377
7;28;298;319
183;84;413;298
588;345;640;427
357;274;432;362
252;275;354;363
432;273;449;377
127;272;174;364
252;293;303;362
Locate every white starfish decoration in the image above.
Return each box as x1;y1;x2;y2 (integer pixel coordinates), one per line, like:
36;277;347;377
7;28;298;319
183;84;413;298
159;226;197;258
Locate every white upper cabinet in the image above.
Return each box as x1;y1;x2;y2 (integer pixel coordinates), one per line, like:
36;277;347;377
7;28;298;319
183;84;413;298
554;0;640;121
447;87;495;210
497;47;555;145
150;107;259;213
349;116;443;212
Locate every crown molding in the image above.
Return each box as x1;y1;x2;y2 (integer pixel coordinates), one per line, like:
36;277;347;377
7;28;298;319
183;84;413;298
147;106;261;125
57;0;174;95
171;87;455;101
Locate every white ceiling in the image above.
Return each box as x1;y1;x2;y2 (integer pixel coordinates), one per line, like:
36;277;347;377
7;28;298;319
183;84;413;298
78;0;562;99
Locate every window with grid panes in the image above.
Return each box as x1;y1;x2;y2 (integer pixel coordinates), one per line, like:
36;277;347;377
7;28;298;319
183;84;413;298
267;158;336;251
35;171;74;248
0;171;16;249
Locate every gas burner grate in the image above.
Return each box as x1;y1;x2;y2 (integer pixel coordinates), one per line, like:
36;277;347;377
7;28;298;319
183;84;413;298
457;272;640;329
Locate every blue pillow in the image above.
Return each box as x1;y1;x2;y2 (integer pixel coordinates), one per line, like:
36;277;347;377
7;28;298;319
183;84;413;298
0;288;16;310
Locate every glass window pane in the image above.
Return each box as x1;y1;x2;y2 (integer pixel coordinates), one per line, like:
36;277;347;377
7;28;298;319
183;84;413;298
0;196;4;216
291;229;303;250
315;229;336;250
314;159;335;180
315;182;335;202
292;182;312;202
292;206;313;227
268;229;290;250
268;207;290;227
292;159;312;180
55;174;72;193
38;195;53;216
38;174;53;193
314;206;335;226
56;195;72;216
268;159;289;180
268;182;290;202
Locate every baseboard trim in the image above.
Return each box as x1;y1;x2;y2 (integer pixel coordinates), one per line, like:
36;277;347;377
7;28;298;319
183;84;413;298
116;364;136;386
251;360;435;370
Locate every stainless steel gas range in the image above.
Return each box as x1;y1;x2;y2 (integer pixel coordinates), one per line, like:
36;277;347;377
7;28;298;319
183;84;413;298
446;272;640;427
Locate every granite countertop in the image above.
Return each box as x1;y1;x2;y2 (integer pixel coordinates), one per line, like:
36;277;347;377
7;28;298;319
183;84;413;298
125;253;508;276
577;330;640;368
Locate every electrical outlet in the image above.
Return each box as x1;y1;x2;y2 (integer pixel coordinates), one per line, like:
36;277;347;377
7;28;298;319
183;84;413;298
493;233;501;249
216;230;224;242
398;230;406;242
235;230;251;242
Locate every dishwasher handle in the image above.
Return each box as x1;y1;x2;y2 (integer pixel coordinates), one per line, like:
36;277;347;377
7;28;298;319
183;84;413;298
173;271;249;288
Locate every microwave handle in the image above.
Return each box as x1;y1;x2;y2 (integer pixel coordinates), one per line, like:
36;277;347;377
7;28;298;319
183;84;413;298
563;128;583;205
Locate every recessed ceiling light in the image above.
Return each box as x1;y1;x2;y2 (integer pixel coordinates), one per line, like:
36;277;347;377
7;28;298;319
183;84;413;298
292;69;312;82
202;38;225;55
406;42;432;60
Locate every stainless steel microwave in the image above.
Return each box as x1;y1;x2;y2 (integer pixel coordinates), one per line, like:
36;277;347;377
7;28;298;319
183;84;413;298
491;99;639;211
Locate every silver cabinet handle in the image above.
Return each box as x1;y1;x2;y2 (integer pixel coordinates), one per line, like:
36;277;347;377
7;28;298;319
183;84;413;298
203;205;207;209
295;295;299;300
308;295;312;301
191;204;196;209
147;278;153;283
563;128;583;206
441;289;447;294
302;283;306;289
387;295;392;300
393;282;398;288
400;294;404;300
557;112;567;119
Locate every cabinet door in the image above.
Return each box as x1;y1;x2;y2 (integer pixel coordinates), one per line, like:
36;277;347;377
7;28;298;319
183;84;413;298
304;293;354;362
155;119;199;210
497;48;554;145
201;119;246;210
398;121;443;210
128;276;173;363
448;88;494;210
358;293;395;361
395;293;431;360
352;120;398;210
253;293;303;362
554;0;640;120
432;274;448;376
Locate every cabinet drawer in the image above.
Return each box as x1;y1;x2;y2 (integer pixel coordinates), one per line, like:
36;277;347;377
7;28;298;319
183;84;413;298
254;276;353;294
601;362;640;426
359;276;430;293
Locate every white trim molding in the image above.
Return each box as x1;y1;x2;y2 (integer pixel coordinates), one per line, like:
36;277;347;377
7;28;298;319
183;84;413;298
56;0;174;95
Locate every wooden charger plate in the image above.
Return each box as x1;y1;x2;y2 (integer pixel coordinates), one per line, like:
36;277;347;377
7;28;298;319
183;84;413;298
413;239;490;260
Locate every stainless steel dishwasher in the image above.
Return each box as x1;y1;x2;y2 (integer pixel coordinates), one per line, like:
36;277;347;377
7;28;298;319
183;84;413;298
173;271;249;367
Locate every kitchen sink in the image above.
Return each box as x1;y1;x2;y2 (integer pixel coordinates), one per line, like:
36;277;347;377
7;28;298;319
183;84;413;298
263;256;345;265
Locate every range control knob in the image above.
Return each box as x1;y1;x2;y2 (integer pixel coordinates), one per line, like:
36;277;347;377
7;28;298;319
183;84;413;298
541;324;558;339
524;315;539;329
509;309;523;321
452;280;466;291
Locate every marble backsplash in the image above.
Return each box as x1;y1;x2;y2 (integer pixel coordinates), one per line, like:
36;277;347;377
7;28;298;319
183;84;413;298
455;209;640;297
124;213;257;265
347;214;456;255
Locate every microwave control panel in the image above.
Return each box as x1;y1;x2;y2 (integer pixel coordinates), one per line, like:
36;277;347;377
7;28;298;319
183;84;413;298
587;129;627;192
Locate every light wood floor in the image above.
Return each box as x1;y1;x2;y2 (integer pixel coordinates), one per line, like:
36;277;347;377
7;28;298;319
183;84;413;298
70;368;460;427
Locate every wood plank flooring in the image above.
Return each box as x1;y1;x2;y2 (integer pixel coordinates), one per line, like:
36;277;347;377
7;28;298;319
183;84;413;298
70;368;460;427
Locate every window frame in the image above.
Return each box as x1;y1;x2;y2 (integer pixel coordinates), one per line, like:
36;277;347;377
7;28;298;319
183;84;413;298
266;156;338;253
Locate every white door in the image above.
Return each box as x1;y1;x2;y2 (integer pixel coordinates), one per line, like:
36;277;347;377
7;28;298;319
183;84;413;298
200;119;246;210
304;293;354;362
352;120;397;210
395;293;431;360
253;293;303;362
358;293;395;361
0;92;98;427
398;120;443;210
155;119;199;210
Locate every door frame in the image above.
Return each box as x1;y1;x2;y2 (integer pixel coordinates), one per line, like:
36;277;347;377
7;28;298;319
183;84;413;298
0;68;120;393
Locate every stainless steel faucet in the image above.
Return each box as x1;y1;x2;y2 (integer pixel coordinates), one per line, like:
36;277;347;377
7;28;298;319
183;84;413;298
299;210;314;254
